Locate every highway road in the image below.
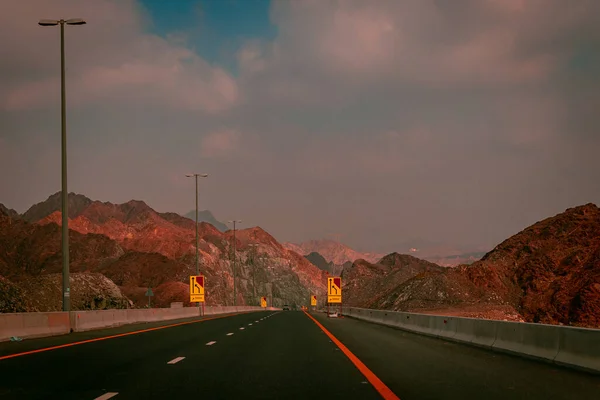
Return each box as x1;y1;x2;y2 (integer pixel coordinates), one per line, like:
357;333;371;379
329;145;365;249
0;310;598;399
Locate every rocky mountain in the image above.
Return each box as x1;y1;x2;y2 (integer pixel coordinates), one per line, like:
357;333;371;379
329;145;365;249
183;210;228;232
21;192;93;222
0;193;327;312
283;239;383;264
0;204;18;219
355;204;600;328
342;253;446;308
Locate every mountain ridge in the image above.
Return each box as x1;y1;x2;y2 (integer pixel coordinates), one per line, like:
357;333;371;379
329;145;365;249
347;203;600;328
0;192;327;312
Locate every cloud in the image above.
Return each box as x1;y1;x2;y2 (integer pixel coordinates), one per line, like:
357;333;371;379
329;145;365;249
2;0;600;254
0;0;238;113
200;129;240;158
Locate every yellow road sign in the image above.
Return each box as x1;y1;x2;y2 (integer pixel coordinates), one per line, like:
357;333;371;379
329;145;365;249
311;295;317;306
327;277;342;303
190;275;205;303
260;296;267;308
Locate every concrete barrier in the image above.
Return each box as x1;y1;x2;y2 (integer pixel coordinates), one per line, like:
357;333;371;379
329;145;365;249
0;312;71;341
555;326;600;373
343;307;600;374
493;321;560;362
1;305;265;341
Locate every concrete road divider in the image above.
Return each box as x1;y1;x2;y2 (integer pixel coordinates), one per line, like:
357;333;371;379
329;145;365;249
0;312;71;342
343;307;600;375
1;306;264;341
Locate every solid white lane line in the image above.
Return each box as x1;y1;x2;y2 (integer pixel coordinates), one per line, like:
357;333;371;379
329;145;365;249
167;357;185;365
94;393;119;400
206;341;217;346
226;333;234;336
240;327;245;330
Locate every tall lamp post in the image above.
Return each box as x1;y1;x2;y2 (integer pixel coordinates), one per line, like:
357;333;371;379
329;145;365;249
248;243;259;305
228;220;242;305
259;256;272;308
38;18;86;312
185;173;208;308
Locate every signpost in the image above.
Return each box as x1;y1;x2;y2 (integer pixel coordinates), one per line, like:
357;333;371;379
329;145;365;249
145;287;154;308
311;295;317;307
260;296;267;308
190;275;205;315
327;277;342;317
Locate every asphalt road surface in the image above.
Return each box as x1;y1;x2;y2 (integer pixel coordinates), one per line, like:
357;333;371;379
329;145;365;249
0;310;598;399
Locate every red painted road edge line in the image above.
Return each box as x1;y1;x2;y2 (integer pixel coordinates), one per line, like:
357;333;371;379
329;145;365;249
0;312;246;361
303;311;400;400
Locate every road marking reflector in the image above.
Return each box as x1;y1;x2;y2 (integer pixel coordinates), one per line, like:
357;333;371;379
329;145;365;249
206;341;217;346
303;311;400;400
167;357;185;364
94;393;118;400
226;333;234;336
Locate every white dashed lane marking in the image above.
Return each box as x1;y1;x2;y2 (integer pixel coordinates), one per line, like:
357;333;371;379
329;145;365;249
206;341;217;346
226;333;234;336
167;357;185;365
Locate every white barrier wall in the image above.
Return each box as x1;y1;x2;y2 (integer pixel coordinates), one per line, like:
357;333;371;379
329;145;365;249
343;307;600;375
0;312;71;341
1;306;265;341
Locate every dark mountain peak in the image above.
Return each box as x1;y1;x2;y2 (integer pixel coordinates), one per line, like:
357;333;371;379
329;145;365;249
0;203;19;219
304;252;331;272
183;210;227;232
22;192;93;222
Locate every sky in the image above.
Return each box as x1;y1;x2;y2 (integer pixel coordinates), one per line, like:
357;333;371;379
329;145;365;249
1;0;599;254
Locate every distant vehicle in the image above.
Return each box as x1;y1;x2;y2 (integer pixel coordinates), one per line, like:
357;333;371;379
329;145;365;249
282;304;290;311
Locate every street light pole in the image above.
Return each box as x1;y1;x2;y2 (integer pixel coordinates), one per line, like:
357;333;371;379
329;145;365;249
249;244;258;305
185;173;208;309
260;256;271;308
39;18;86;312
228;220;242;306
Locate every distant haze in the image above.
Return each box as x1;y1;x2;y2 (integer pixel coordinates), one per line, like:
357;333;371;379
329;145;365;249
1;1;599;254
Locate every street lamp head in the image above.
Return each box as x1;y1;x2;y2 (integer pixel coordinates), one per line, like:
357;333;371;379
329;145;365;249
39;18;86;26
66;18;86;25
39;19;59;26
185;173;208;178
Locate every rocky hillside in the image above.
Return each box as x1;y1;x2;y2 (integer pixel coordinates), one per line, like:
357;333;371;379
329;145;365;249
342;253;446;308
0;204;18;219
283;239;383;264
17;273;130;312
0;193;327;311
362;204;600;328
